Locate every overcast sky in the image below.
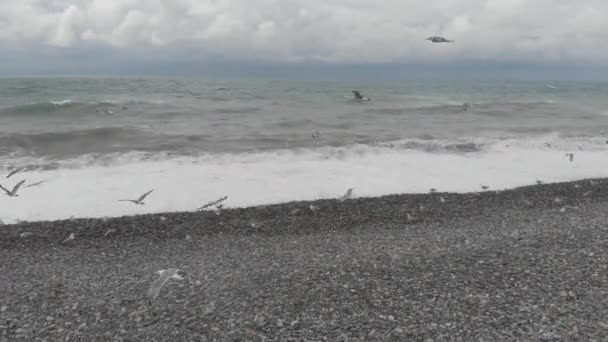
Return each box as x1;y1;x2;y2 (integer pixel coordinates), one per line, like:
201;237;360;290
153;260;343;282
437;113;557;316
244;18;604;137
1;0;607;78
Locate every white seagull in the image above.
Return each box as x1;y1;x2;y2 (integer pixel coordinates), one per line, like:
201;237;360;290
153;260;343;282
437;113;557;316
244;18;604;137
119;190;154;205
148;268;184;303
0;180;26;197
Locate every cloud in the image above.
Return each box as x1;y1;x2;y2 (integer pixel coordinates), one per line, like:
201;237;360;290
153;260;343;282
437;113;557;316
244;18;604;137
1;0;608;64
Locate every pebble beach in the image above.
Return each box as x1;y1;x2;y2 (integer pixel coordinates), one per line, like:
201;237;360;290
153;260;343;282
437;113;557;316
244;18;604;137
2;179;608;341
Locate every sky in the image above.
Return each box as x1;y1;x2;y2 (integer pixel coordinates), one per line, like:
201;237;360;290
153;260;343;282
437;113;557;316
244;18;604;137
1;0;608;78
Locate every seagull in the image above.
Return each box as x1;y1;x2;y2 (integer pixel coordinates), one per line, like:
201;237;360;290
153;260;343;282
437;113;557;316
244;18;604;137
480;185;490;190
119;190;153;205
197;196;228;211
352;90;370;101
62;233;75;243
103;229;116;237
462;102;471;112
148;268;184;304
312;130;322;141
565;153;574;162
0;180;26;197
96;108;115;115
429;188;438;193
25;180;47;188
6;167;27;179
536;180;544;185
338;188;355;202
426;36;454;43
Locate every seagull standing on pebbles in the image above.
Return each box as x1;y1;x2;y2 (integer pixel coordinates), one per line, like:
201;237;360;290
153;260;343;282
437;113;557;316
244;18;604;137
0;180;26;197
119;190;154;205
148;268;184;304
338;188;355;202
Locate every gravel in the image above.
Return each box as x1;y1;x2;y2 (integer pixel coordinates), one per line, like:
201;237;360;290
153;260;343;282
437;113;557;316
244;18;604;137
2;179;608;341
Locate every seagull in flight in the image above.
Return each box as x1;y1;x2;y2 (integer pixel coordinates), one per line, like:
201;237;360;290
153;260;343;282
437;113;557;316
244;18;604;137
338;188;355;202
426;36;454;43
25;180;47;188
0;180;26;197
148;268;184;304
312;130;322;141
197;196;228;210
119;190;153;205
352;90;370;101
6;167;28;179
565;153;575;162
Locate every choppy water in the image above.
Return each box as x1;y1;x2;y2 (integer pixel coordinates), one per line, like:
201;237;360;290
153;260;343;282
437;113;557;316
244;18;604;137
1;78;608;223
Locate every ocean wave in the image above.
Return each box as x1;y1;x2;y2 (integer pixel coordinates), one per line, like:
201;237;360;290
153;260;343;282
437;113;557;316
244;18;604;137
365;100;556;116
0;127;154;157
2;133;608;224
0;99;153;116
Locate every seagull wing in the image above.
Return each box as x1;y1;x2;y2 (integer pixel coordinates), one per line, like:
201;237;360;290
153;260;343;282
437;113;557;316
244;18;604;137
6;167;24;179
25;181;46;188
119;199;138;204
0;184;10;195
12;180;26;194
138;190;154;202
148;268;182;301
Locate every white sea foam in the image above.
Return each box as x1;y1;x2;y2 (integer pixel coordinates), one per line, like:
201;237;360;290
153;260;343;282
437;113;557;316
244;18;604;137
1;135;608;224
50;99;73;106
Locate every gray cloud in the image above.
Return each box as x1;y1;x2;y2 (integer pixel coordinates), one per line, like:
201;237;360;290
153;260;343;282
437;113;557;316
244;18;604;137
1;0;608;65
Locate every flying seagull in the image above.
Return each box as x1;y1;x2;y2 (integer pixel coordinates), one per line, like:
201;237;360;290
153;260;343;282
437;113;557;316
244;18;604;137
338;188;355;202
0;180;26;197
312;130;322;141
148;268;184;304
119;190;154;205
352;90;370;101
25;180;47;188
6;167;28;179
197;196;228;211
426;36;454;43
565;153;575;162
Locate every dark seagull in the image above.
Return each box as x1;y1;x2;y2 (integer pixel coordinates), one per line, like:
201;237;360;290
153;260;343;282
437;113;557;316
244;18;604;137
119;190;154;205
0;180;26;197
352;90;370;101
426;36;454;43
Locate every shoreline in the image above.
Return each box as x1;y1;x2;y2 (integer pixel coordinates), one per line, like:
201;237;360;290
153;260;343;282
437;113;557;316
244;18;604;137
1;177;606;241
2;177;608;340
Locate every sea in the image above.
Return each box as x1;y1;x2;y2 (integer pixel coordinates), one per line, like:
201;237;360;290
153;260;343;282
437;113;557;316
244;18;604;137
1;77;608;224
